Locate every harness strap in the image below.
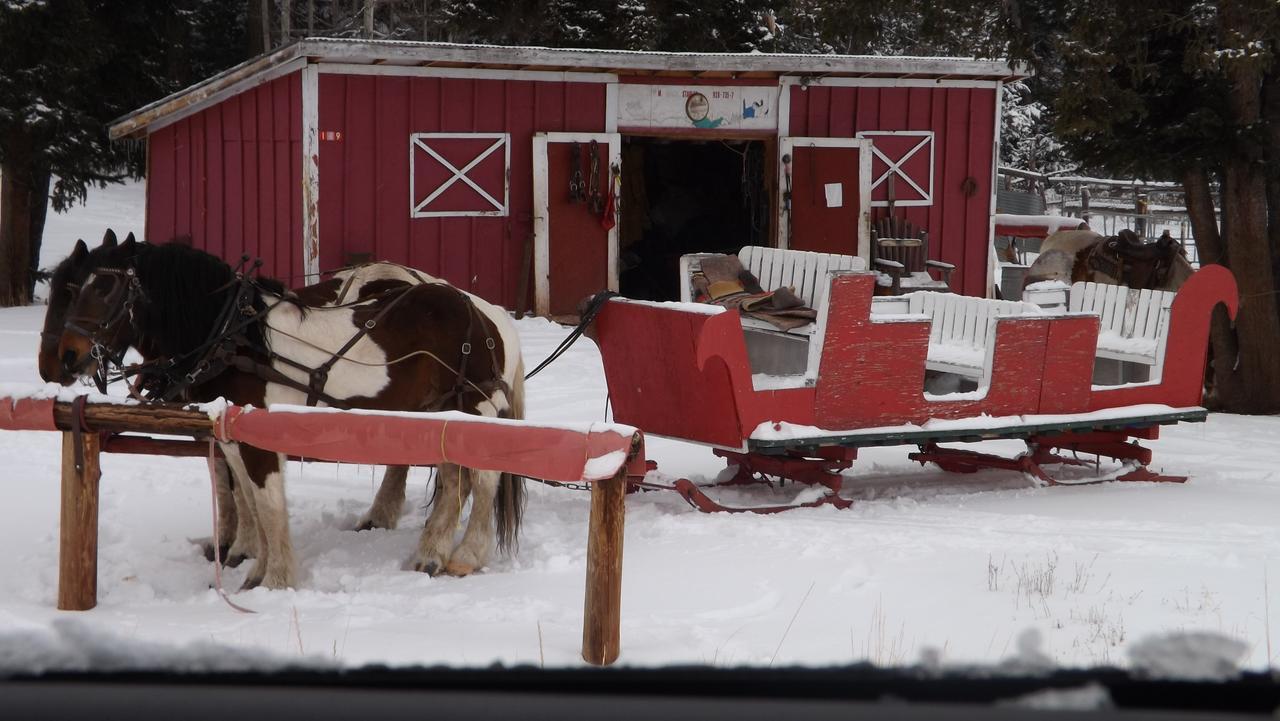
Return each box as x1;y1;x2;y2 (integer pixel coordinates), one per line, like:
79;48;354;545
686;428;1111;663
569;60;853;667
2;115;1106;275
451;295;477;409
306;284;416;406
225;353;354;410
588;140;603;214
569;142;585;203
334;271;361;305
70;395;94;474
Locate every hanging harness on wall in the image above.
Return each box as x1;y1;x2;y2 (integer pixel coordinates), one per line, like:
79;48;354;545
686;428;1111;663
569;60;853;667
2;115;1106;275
600;162;619;231
588;140;603;214
569;142;585;203
781;152;793;241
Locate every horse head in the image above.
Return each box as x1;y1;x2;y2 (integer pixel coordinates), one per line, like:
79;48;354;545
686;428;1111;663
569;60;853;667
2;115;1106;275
39;230;139;383
47;232;142;386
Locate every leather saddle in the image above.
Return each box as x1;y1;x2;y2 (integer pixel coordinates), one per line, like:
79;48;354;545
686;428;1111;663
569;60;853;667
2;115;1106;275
1088;230;1180;285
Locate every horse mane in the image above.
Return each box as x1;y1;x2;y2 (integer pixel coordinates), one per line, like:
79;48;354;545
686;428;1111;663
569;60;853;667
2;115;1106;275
128;243;282;363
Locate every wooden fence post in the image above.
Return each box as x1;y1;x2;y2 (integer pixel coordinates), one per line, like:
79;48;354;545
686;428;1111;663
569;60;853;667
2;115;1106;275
581;468;626;666
58;431;101;611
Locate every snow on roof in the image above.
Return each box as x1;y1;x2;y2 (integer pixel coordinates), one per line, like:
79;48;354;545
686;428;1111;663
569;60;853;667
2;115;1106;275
110;38;1029;139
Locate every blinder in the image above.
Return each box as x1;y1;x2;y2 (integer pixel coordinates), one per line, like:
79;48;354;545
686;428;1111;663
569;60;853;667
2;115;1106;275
61;266;144;390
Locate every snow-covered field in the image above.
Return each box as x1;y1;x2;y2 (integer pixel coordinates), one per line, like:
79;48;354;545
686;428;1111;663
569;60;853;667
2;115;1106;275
1;183;1277;673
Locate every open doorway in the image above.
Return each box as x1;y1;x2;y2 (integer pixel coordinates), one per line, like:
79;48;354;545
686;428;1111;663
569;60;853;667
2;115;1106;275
619;136;770;301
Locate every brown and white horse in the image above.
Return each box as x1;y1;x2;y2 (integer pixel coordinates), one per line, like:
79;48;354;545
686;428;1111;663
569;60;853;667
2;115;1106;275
1022;228;1195;292
39;233;434;565
44;236;525;589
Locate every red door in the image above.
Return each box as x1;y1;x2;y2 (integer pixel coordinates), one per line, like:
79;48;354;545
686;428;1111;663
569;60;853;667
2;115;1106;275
782;138;871;258
534;133;620;317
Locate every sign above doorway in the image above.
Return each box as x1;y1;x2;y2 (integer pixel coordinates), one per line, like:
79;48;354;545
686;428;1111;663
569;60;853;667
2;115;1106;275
618;84;778;131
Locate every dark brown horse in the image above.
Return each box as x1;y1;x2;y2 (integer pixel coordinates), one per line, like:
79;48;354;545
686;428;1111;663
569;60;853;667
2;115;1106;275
45;237;525;589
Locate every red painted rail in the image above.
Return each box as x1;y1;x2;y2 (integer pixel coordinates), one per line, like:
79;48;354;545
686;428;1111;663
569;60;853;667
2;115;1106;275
0;396;645;483
0;394;639;666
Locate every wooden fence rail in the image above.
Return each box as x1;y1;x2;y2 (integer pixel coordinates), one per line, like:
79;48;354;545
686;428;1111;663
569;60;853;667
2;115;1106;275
1;395;642;667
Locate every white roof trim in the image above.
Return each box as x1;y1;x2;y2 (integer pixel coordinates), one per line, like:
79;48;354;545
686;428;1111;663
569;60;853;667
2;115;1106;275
111;38;1029;139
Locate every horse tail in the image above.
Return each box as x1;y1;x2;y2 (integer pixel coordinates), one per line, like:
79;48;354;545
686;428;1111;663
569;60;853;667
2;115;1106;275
495;357;526;554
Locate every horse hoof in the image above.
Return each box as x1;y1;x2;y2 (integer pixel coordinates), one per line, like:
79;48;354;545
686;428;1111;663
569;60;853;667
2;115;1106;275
202;543;232;563
239;577;261;592
410;557;443;576
353;513;399;532
443;561;475;577
224;553;248;569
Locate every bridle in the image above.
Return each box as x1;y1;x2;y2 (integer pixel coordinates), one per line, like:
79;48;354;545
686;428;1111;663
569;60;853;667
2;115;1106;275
58;266;144;392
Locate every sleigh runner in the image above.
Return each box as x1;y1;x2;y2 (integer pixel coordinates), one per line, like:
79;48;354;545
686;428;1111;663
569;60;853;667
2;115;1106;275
594;248;1237;513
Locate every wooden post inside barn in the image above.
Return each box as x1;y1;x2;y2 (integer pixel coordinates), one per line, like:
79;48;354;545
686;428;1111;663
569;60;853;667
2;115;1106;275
58;431;101;611
581;467;626;666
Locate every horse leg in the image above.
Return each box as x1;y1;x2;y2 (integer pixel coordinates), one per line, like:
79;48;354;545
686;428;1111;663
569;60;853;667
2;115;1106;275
354;465;409;531
444;468;499;577
225;463;259;568
196;456;238;563
223;444;296;590
409;463;467;576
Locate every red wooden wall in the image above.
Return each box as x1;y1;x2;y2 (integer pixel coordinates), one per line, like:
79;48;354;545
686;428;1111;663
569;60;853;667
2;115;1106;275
317;74;607;308
788;84;998;296
147;73;302;282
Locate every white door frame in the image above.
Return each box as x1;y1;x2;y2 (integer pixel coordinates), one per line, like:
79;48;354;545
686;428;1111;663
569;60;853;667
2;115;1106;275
778;136;873;260
532;131;622;317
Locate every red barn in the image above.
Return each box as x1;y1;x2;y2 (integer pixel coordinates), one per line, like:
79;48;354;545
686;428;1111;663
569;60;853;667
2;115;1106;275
109;40;1027;315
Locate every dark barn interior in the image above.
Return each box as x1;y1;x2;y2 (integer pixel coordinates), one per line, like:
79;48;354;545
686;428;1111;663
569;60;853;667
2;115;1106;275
619;137;769;301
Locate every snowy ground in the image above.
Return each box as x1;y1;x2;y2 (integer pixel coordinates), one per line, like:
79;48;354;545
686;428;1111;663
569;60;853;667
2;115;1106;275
1;183;1277;673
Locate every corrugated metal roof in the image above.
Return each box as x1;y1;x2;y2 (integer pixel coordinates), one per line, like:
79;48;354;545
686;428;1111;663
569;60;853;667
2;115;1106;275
110;38;1029;140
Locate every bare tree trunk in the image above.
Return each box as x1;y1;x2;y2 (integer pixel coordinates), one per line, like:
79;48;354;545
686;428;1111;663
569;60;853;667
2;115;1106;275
0;133;36;307
280;0;292;43
1183;166;1223;264
364;0;375;37
247;0;268;55
27;169;50;298
261;0;272;48
1184;166;1242;409
1263;68;1280;287
1217;0;1280;413
307;0;315;35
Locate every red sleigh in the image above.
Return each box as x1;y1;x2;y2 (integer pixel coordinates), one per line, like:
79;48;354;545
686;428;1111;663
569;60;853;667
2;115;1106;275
593;255;1237;513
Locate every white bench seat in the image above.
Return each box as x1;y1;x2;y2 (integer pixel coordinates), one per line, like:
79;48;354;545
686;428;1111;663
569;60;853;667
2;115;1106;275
926;343;987;377
1095;332;1160;365
871;292;1045;381
1070;282;1175;367
1024;281;1176;369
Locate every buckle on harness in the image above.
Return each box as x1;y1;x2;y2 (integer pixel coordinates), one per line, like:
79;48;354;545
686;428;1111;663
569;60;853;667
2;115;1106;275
461;342;472;355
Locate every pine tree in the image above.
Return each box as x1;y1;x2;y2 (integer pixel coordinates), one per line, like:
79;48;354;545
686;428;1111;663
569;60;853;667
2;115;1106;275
0;1;242;306
1003;0;1280;412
